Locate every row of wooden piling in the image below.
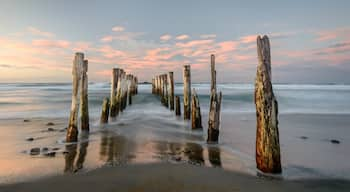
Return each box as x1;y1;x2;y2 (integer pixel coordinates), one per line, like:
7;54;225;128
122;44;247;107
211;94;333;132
101;68;138;123
66;35;281;174
66;56;139;143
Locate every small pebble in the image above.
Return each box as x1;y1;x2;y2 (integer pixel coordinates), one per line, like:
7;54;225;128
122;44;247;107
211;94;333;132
52;147;60;151
30;148;40;156
330;139;340;144
24;119;30;122
300;136;308;140
44;152;56;157
47;128;55;131
41;147;49;152
26;137;34;141
46;122;55;126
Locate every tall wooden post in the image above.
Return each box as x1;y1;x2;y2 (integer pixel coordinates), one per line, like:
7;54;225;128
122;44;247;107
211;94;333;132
168;72;174;110
175;96;181;116
100;97;110;124
110;68;120;118
255;35;281;174
67;53;84;142
191;89;202;129
164;74;169;108
183;65;191;120
207;54;222;143
80;60;89;131
152;78;155;94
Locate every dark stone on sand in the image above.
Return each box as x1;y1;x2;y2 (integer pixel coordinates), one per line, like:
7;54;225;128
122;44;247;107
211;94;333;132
26;137;34;141
47;128;55;131
24;119;30;122
52;147;60;151
46;122;55;126
41;147;49;152
30;148;40;155
62;151;69;154
44;151;56;157
330;139;340;144
300;136;308;140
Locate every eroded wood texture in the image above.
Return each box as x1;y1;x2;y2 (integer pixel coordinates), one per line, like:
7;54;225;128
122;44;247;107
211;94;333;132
67;53;84;142
80;60;89;131
183;65;191;120
168;72;175;110
255;35;281;174
110;68;120;118
207;54;222;143
191;89;202;129
175;96;181;116
100;97;110;123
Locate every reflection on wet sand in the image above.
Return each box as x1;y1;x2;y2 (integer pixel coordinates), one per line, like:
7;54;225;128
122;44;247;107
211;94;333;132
64;131;89;173
99;130;135;166
208;146;222;167
184;142;204;165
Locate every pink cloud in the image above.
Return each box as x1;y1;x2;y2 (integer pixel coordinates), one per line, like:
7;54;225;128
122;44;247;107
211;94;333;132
112;26;125;32
160;34;172;41
101;35;113;43
97;45;129;58
176;34;190;40
239;35;256;44
217;41;238;52
32;39;70;48
175;39;214;48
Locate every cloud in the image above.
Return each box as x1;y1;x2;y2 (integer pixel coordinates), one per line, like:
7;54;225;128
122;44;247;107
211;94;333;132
176;34;190;40
160;34;172;41
27;26;55;38
314;27;350;42
112;26;125;32
175;39;214;48
200;34;216;39
100;35;113;43
32;39;71;48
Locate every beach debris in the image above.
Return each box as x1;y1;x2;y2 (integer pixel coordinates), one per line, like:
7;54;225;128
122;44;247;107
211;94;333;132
100;97;110;124
207;54;222;143
183;65;191;120
255;35;282;174
47;127;55;132
330;139;340;144
46;122;54;126
66;53;90;142
30;148;40;156
24;119;30;122
26;137;34;141
168;72;175;110
191;89;203;129
175;96;181;116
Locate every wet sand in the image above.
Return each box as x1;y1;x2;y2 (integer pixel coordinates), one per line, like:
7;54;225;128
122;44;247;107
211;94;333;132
0;163;349;192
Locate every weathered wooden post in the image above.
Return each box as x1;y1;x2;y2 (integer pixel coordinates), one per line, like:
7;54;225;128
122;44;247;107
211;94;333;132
160;74;164;104
152;78;155;94
100;97;110;123
164;74;169;108
191;89;202;129
175;96;181;116
207;54;222;143
110;68;120;118
168;72;174;110
66;53;84;142
128;74;132;105
135;77;138;95
255;35;282;174
80;60;89;131
183;65;191;120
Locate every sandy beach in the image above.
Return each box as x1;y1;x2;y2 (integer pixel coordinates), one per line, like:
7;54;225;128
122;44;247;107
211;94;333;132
1;163;349;192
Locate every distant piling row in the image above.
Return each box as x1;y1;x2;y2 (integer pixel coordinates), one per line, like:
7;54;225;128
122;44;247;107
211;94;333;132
101;68;138;123
66;53;89;142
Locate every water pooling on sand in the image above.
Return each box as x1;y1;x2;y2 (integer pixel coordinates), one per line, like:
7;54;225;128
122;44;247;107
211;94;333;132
0;83;349;183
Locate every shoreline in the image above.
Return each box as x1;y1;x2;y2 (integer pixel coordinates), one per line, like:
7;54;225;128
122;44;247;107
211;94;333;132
0;163;349;192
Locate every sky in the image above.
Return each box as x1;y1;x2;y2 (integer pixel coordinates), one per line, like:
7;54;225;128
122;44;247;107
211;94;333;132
0;0;349;83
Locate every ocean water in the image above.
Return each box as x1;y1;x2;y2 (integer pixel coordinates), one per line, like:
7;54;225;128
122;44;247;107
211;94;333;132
0;83;349;183
1;83;350;119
